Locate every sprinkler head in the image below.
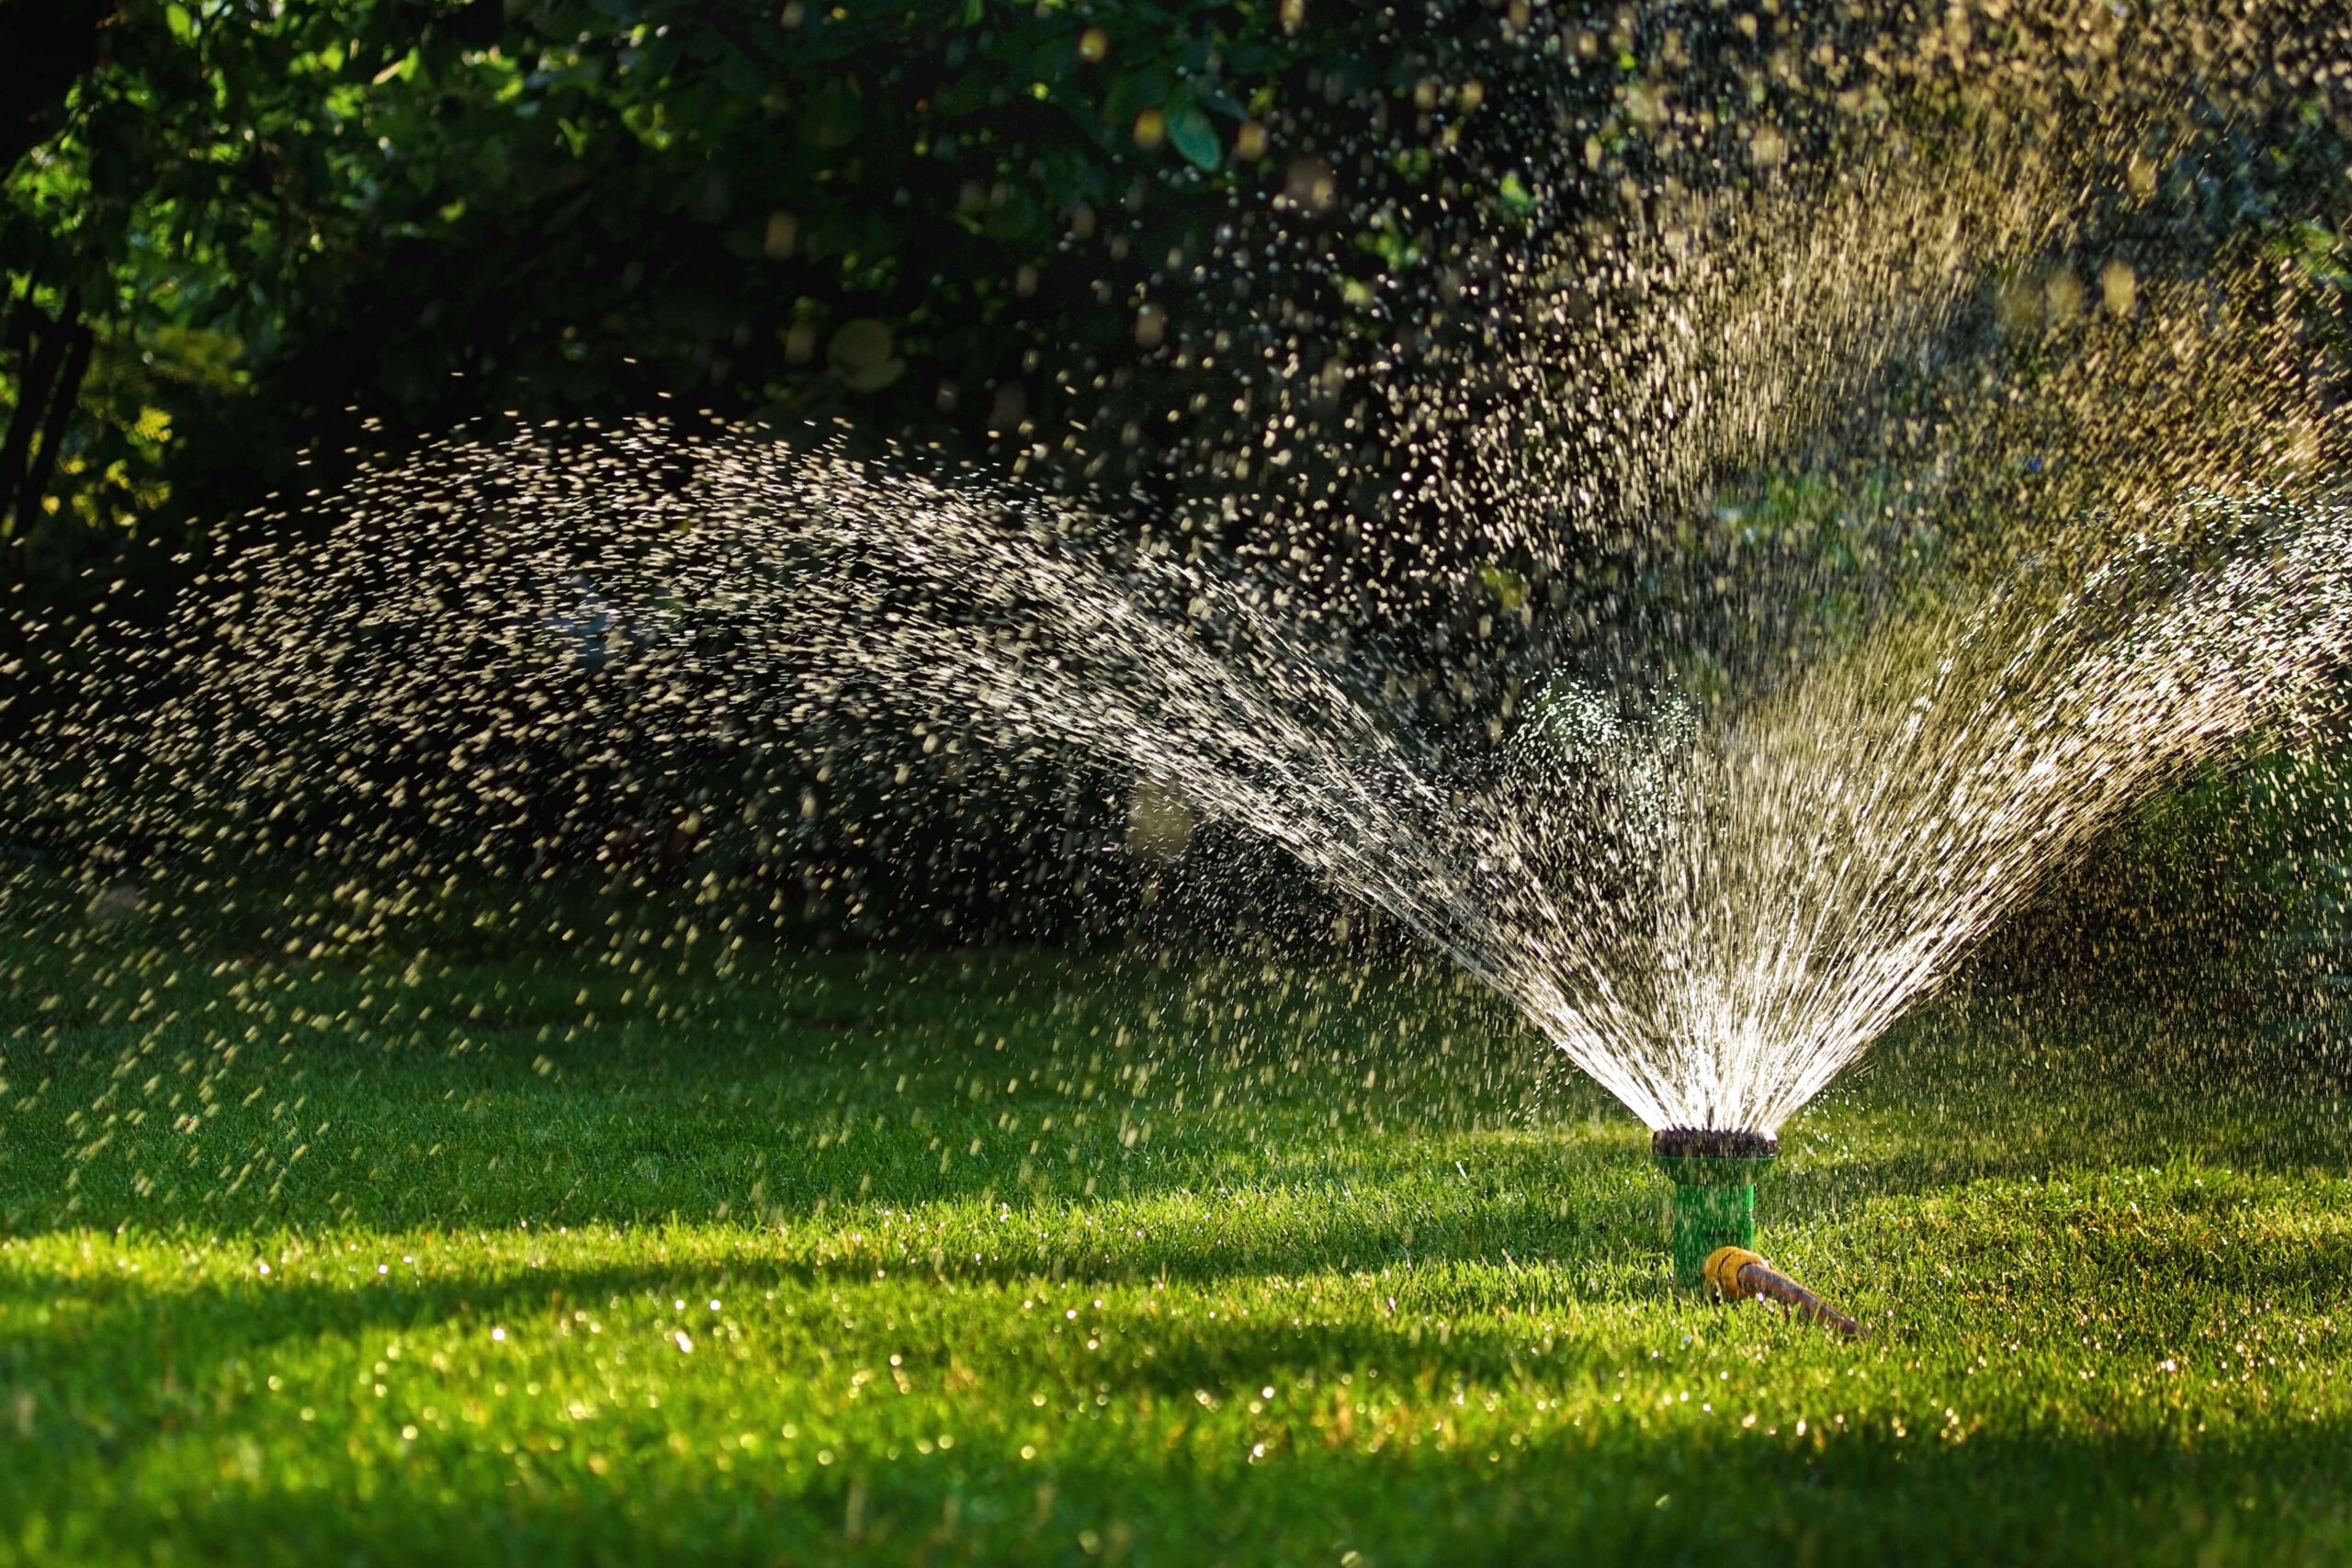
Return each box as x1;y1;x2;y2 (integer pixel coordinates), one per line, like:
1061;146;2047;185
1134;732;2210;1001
1651;1127;1777;1284
1650;1128;1778;1161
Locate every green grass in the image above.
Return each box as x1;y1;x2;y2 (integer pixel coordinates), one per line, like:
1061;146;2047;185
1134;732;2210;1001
4;937;2352;1565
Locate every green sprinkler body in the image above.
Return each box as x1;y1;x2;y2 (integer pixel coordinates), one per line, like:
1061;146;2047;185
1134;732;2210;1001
1651;1127;1776;1286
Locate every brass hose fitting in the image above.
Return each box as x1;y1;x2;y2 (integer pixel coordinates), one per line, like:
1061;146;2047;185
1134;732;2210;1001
1703;1246;1865;1338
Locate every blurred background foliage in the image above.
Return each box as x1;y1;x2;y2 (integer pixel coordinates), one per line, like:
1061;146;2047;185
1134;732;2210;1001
0;0;1498;612
8;0;2348;616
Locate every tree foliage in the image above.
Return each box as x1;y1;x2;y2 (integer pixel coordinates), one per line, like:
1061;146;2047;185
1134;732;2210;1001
2;0;1506;599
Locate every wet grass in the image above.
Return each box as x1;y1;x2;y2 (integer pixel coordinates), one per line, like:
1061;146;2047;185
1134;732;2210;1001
3;938;2351;1565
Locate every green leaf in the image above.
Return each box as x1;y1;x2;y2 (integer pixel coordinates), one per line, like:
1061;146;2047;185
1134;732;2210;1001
1164;100;1221;172
1479;564;1529;613
828;319;904;391
800;82;863;150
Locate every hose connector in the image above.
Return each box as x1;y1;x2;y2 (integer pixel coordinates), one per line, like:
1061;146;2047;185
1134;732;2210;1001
1704;1245;1866;1338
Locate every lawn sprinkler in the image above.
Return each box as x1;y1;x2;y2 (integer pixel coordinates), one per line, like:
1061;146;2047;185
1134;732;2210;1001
1652;1128;1863;1337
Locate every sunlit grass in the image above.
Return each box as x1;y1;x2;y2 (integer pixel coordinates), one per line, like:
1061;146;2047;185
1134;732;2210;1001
3;942;2350;1564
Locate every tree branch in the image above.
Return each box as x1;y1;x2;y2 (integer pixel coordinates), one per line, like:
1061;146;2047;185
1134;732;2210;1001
0;291;76;529
17;321;93;538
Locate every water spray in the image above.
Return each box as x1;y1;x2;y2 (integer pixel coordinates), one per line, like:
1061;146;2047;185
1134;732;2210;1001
1651;1128;1863;1337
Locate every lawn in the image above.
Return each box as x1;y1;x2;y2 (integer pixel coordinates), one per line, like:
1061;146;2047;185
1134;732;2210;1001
3;934;2350;1565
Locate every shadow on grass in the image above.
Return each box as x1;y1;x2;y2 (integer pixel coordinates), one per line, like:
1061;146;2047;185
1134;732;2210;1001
2;941;1593;1236
1772;1088;2352;1203
6;1355;2348;1567
2;1027;1619;1255
0;1215;1679;1394
14;1163;2352;1416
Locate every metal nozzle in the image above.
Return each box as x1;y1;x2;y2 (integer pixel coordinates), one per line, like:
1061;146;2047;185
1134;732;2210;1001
1651;1128;1779;1161
1704;1245;1866;1338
